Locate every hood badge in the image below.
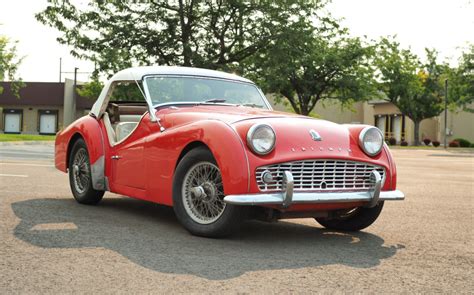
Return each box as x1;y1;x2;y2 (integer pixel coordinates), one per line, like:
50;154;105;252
309;129;322;141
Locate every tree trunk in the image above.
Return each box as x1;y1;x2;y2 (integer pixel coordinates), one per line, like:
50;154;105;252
413;120;421;146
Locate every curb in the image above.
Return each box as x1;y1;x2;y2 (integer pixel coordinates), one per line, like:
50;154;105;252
0;141;55;146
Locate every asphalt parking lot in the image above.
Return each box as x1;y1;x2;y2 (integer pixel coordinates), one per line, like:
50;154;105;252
0;143;473;293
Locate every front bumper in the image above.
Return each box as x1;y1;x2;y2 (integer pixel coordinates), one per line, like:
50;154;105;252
224;170;404;208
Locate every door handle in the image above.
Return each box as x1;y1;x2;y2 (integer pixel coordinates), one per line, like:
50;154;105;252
111;155;122;160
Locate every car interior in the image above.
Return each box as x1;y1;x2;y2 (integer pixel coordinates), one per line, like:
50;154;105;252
103;102;149;145
99;82;150;145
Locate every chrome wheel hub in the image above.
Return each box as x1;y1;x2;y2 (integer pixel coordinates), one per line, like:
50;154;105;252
182;162;226;225
72;148;90;194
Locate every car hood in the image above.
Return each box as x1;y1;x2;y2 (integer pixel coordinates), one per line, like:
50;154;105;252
157;104;305;126
158;104;354;153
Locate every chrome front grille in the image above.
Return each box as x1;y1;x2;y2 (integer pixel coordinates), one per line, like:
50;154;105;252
256;160;385;192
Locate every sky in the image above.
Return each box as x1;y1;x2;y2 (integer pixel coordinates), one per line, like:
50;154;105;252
0;0;473;82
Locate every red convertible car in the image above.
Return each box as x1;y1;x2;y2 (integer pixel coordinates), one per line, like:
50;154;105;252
55;66;404;237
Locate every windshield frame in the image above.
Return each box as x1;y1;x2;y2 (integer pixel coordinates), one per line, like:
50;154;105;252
142;74;272;110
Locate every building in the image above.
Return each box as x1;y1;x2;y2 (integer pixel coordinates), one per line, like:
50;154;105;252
270;97;474;145
1;80;472;145
0;80;93;134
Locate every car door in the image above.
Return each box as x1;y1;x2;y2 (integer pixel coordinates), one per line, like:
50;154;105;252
111;132;144;189
105;82;150;192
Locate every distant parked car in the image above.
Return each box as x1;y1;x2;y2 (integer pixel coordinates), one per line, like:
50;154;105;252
54;66;404;237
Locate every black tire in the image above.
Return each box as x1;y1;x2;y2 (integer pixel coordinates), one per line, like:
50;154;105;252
315;201;384;231
172;146;244;238
68;138;104;205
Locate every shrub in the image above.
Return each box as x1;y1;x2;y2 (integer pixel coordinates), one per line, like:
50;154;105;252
400;140;408;146
432;140;440;147
453;138;471;148
471;143;474;148
449;140;460;147
423;138;431;146
387;137;397;145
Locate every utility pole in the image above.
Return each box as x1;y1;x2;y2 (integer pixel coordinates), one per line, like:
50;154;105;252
59;58;62;83
444;79;448;149
73;67;78;120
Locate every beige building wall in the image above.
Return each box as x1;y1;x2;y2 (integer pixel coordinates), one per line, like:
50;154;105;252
267;95;365;124
313;99;364;124
267;95;473;145
437;103;474;143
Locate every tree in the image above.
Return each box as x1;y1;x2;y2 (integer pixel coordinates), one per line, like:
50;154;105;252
447;45;474;112
36;0;325;77
374;38;445;145
246;17;376;116
0;35;23;97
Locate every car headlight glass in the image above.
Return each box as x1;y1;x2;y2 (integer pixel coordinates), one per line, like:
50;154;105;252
359;127;384;156
247;124;276;155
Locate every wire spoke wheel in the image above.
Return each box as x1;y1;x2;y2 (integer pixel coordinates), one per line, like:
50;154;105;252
182;162;226;225
72;148;90;194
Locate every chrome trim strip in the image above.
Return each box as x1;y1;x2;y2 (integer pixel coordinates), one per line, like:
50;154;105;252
224;190;404;206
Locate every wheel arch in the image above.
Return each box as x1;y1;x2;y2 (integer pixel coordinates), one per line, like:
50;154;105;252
55;116;107;191
66;133;84;170
175;141;211;168
145;119;250;206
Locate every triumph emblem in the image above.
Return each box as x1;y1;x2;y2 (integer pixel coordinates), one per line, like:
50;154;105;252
309;129;322;141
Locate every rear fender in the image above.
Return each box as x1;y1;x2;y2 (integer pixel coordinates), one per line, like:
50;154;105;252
55;115;107;190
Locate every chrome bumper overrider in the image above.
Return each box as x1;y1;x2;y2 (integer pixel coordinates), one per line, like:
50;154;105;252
224;170;404;208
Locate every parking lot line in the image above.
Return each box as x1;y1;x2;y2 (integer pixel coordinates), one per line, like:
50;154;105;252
0;162;54;167
0;173;28;178
0;151;54;155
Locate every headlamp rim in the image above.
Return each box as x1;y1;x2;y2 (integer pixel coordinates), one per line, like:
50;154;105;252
358;126;384;156
246;123;276;155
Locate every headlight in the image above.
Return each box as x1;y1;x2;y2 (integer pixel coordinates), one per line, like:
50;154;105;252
247;124;276;155
359;127;384;156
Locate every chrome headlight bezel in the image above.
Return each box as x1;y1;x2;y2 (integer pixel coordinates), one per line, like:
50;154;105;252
246;124;276;155
359;126;384;156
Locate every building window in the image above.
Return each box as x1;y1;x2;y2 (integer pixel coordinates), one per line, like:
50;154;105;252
2;109;23;134
38;110;59;135
375;114;405;142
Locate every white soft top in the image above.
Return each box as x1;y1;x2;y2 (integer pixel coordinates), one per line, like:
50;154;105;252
90;66;254;117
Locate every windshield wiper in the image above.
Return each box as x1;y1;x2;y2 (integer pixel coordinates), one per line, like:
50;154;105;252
240;103;263;108
204;98;227;103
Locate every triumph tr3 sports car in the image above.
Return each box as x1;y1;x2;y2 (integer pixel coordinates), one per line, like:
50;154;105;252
55;66;404;237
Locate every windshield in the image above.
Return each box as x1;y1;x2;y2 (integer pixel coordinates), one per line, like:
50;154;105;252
144;76;269;109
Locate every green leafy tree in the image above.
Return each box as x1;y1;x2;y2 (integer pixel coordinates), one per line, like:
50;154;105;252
0;35;24;97
374;38;445;145
447;45;474;112
246;17;376;116
36;0;325;76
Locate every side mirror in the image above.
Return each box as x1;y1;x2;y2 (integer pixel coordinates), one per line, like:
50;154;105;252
149;109;165;132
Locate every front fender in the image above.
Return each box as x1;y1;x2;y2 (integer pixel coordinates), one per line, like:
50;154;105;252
144;119;249;206
54;115;106;190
